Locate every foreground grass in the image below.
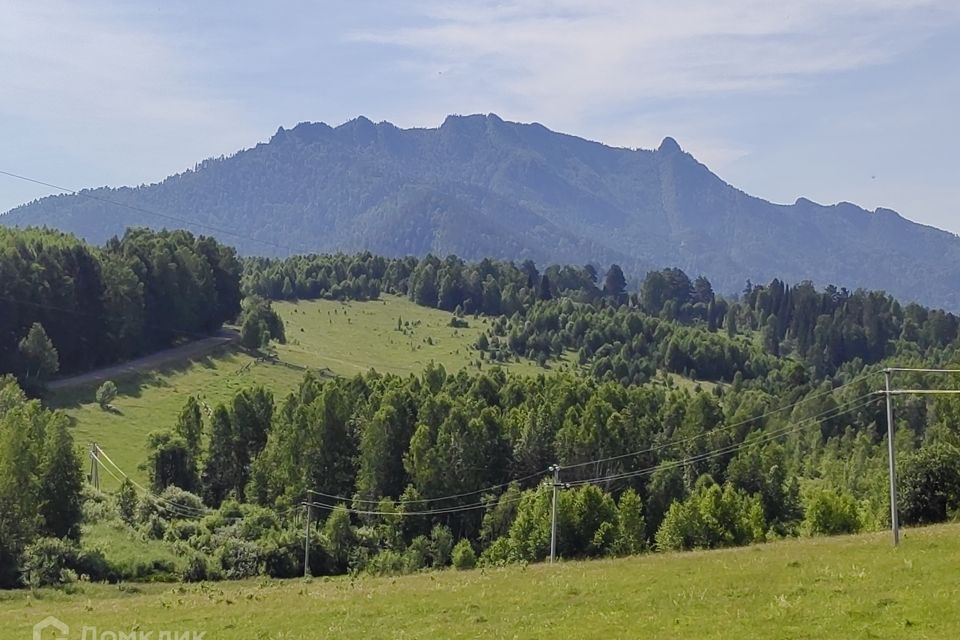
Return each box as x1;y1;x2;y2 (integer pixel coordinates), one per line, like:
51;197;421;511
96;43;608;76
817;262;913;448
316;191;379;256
4;524;959;639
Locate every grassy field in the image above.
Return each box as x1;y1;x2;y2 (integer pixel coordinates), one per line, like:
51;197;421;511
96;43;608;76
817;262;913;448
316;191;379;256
48;295;546;488
4;524;959;639
48;348;307;490
274;294;545;377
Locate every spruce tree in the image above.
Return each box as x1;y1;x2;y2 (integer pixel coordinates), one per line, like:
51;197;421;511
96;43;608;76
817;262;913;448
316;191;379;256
38;415;84;540
18;323;59;382
175;396;204;463
202;405;237;506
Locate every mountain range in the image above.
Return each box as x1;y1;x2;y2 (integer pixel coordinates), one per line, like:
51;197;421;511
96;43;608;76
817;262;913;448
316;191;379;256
3;113;958;309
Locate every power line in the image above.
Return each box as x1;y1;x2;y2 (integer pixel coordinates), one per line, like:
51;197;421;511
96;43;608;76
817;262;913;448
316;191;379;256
885;367;960;374
306;468;547;506
91;455;205;520
307;393;877;518
308;374;879;508
559;370;881;471
307;373;881;508
565;393;878;488
89;390;876;525
94;445;208;517
303;492;528;518
880;367;960;546
94;444;304;522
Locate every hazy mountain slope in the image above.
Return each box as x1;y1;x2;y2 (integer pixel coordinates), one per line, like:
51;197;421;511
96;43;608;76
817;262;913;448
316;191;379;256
3;113;958;308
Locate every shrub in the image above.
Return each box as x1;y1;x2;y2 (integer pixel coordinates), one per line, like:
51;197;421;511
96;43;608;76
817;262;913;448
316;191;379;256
164;520;199;543
366;550;405;576
655;480;765;551
216;538;262;579
430;524;454;567
452;539;477;570
75;547;117;583
261;529;305;579
140;514;168;540
803;488;861;536
155;486;205;520
81;486;114;525
403;536;430;573
20;537;79;588
898;443;960;525
479;537;512;567
96;381;118;410
235;506;280;541
179;554;212;583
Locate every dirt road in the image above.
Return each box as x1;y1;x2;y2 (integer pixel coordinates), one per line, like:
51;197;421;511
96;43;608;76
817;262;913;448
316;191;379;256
48;329;240;391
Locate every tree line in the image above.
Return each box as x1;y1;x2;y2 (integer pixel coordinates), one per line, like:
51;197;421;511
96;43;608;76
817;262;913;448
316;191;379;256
118;360;960;581
246;253;960;388
0;376;84;587
0;227;242;390
242;252;629;315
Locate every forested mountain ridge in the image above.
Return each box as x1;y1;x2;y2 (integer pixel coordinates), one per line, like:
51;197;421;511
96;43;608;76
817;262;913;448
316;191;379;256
4;114;960;309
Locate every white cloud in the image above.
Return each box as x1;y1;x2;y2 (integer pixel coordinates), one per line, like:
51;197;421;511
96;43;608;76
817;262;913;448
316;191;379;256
0;1;257;199
351;0;959;123
0;4;230;127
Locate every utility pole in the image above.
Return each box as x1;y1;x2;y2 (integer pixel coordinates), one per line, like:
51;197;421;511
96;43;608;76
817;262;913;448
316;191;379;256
550;465;560;564
879;367;960;547
303;502;312;577
884;369;900;546
89;442;100;491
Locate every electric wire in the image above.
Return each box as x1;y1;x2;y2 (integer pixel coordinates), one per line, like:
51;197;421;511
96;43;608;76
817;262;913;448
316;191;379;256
559;370;881;471
94;445;209;517
565;393;878;488
303;374;880;508
303;492;527;518
306;468;548;506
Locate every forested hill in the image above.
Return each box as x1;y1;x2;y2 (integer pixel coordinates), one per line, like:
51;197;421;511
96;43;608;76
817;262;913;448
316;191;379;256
4;114;960;309
0;227;242;387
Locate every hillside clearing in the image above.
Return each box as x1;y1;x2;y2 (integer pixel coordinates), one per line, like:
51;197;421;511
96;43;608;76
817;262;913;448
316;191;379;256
47;347;306;489
47;295;549;488
273;294;547;377
3;524;958;639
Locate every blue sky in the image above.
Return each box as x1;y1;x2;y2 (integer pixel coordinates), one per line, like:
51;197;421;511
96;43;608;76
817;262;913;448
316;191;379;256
2;1;958;232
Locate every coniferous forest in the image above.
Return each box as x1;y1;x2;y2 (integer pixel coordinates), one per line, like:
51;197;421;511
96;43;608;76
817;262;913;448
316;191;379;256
0;227;242;387
2;228;960;587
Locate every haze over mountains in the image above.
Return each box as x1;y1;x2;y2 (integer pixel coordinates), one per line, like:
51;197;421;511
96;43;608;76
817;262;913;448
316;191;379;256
4;113;958;309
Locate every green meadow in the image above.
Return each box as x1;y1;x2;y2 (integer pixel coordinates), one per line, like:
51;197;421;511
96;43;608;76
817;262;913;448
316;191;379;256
48;295;546;487
273;294;545;377
4;524;957;639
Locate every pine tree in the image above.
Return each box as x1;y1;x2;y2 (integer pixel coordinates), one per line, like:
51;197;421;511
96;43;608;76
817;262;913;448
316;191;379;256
117;478;138;526
726;305;738;338
18;323;59;382
538;274;553;301
202;405;237;506
38;415;84;540
145;430;197;492
175;396;204;463
614;488;646;555
603;265;627;300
